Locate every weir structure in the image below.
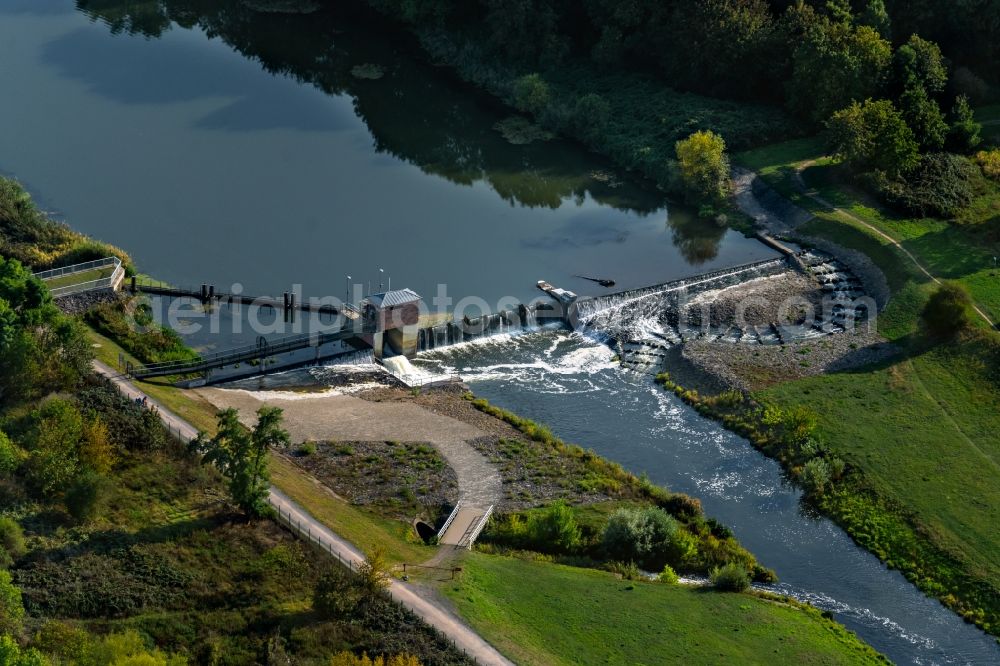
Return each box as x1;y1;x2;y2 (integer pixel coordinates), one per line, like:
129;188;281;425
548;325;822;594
123;249;873;385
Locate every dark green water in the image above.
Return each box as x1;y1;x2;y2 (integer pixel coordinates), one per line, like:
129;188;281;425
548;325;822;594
0;0;774;309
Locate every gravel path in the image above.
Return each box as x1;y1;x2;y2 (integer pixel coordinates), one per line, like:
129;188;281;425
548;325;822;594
93;362;512;666
196;388;503;509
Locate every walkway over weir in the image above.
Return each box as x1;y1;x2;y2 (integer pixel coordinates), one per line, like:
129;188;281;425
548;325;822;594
129;326;374;379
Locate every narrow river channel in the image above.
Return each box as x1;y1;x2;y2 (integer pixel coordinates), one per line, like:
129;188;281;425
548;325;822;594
2;1;999;663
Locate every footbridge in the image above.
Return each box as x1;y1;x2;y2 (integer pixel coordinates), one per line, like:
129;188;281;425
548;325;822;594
127;326;375;380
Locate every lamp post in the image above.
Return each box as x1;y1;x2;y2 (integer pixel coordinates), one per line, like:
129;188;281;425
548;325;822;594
345;275;352;306
379;268;384;293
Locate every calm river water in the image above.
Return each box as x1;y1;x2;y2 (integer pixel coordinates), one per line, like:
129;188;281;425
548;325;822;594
1;1;998;663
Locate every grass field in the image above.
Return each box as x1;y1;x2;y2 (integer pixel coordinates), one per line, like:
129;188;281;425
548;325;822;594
735;139;1000;631
442;554;885;665
39;265;115;290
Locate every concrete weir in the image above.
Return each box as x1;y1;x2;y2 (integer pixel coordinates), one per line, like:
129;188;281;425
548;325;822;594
408;250;876;379
128;251;873;386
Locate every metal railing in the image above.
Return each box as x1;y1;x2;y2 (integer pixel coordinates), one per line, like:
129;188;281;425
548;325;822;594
130;325;374;378
437;501;463;537
466;505;494;550
34;256;125;297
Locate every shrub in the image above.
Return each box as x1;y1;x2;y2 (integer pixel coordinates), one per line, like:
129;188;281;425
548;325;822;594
525;501;581;554
313;568;361;620
297;441;317;456
0;518;26;568
874;153;976;218
64;472;110;524
658;564;679;584
0;569;24;635
602;506;688;569
77;382;166;451
0;432;22;476
604;560;640;581
511;73;550;114
0;635;47;666
800;458;832;496
922;282;974;339
329;652;421;666
975;149;1000;181
710;563;750;592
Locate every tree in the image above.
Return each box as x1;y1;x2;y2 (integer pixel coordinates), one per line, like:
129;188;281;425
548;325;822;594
787;17;892;123
191;407;287;517
24;399;84;498
0;635;48;666
899;83;947;151
922;282;974;339
0;519;25;569
675;130;730;204
893;35;948;97
947;95;982;154
859;0;891;38
356;547;391;593
0;571;24;637
79;416;115;475
827;99;919;177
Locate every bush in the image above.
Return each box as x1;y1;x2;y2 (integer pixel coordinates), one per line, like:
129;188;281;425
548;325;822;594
602;506;689;570
0;518;26;568
511;73;550;114
710;563;750;592
0;432;22;476
525;501;581;554
77;382;166;451
313;568;362;620
873;153;976;218
658;564;679;584
297;441;317;456
975;149;1000;181
64;472;110;524
604;560;640;581
0;569;24;635
801;458;832;495
922;282;975;339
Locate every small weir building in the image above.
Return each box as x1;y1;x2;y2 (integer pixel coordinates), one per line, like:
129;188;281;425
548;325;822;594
361;288;422;360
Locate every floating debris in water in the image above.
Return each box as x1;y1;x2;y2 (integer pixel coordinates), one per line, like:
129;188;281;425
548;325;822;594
351;63;385;80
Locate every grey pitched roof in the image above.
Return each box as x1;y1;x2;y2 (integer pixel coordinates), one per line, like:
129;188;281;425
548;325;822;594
365;288;421;308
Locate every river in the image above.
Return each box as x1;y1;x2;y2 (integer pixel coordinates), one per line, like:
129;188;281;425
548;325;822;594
1;1;998;663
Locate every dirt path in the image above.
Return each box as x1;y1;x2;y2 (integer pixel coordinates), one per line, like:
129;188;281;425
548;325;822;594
195;388;503;508
794;160;995;328
92;363;513;666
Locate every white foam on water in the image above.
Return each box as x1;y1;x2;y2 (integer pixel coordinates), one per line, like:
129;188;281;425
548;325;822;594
216;381;388;401
763;583;942;656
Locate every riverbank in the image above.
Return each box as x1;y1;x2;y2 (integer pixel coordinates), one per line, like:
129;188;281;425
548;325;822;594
661;138;1000;636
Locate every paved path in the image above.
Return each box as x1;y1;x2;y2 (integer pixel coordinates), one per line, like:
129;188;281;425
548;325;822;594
92;362;513;666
